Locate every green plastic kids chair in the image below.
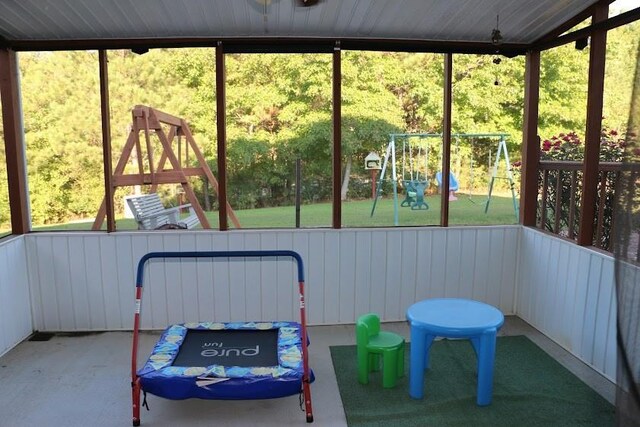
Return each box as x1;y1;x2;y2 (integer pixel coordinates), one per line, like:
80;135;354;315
356;313;405;388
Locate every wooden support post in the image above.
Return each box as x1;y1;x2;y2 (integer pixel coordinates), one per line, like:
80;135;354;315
143;110;155;182
132;109;145;177
0;49;29;234
578;3;608;246
520;50;541;226
216;43;229;231
99;50;115;232
149;127;176;193
150;110;211;229
441;53;453;227
92;131;137;230
332;42;342;229
180;121;241;229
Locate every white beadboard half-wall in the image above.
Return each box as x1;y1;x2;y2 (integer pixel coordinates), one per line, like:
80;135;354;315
2;226;626;383
0;236;31;357
23;226;520;332
517;227;618;382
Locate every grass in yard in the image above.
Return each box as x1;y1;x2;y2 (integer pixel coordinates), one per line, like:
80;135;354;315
27;193;518;232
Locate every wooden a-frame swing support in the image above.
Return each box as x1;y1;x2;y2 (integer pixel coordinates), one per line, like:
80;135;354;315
92;105;240;230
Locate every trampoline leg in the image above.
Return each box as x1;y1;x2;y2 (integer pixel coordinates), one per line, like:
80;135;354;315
132;378;141;426
303;378;314;423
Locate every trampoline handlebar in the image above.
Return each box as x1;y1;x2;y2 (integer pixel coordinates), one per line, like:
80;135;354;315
135;250;305;287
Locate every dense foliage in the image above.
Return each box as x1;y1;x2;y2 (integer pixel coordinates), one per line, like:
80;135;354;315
0;21;637;228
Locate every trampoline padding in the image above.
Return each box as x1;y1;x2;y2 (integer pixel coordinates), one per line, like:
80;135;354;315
138;321;313;400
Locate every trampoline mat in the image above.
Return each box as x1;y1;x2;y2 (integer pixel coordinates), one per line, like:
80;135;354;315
137;321;313;400
172;329;279;367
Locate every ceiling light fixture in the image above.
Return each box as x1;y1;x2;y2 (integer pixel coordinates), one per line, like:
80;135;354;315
295;0;321;6
131;47;149;55
491;14;502;47
575;37;589;50
491;14;502;86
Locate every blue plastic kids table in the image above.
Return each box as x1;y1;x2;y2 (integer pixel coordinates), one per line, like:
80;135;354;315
406;298;504;406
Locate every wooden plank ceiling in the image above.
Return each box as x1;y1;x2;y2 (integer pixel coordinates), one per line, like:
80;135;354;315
0;0;599;50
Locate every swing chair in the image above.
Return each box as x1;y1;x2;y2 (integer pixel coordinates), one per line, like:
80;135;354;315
400;137;429;210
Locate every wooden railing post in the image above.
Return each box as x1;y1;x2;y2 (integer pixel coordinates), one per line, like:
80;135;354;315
215;42;229;231
520;50;541;226
99;50;115;232
332;42;342;229
578;3;608;246
440;53;453;227
0;48;30;234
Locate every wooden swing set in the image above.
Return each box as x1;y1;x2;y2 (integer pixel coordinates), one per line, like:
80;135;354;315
92;105;240;230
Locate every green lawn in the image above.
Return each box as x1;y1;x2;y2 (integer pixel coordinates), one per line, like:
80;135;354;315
26;192;518;232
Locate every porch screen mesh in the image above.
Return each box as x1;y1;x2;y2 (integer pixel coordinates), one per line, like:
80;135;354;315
613;43;640;427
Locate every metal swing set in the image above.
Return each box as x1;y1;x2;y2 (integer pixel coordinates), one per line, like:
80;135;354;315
370;133;432;226
370;133;518;226
458;133;519;221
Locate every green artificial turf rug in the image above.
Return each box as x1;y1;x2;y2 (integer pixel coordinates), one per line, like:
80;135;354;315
330;335;614;426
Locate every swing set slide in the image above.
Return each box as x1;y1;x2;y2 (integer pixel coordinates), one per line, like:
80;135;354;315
435;171;459;192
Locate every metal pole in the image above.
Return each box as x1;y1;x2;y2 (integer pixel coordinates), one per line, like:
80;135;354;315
391;135;399;226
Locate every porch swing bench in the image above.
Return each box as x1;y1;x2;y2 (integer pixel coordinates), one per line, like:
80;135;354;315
126;193;200;230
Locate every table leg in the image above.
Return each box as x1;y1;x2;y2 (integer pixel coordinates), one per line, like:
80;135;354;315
470;336;480;374
423;335;435;369
476;328;497;406
409;327;426;399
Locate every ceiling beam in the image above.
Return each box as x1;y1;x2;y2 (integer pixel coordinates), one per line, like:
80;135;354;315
0;36;528;56
533;0;615;46
534;6;640;51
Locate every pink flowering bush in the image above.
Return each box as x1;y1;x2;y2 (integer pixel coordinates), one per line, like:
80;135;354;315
513;127;627;248
539;127;626;162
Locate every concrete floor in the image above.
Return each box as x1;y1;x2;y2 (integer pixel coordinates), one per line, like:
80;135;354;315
0;316;615;427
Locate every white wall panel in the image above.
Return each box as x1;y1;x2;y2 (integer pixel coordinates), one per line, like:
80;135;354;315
25;226;520;331
0;236;31;357
18;226;625;386
517;228;620;382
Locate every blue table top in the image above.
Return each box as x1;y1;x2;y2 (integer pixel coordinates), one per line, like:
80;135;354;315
406;298;504;336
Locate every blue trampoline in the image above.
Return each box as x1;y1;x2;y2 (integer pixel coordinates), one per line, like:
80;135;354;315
131;251;314;426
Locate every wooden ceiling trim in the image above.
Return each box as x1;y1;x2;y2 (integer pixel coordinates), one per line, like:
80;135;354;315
0;36;530;56
534;6;640;51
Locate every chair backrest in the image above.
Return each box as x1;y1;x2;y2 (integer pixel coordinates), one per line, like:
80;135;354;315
356;313;380;346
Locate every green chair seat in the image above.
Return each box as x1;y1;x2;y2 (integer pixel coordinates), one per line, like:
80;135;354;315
368;331;405;349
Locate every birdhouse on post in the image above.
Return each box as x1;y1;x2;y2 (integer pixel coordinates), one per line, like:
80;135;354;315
364;152;382;199
364;152;382;170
